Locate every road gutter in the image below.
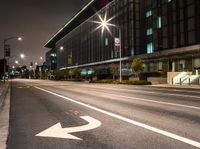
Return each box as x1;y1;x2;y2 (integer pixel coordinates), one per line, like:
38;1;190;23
0;84;11;149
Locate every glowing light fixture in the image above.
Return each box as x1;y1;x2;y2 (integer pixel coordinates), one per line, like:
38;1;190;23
20;53;25;59
92;12;116;35
15;60;19;64
60;46;64;51
18;37;22;41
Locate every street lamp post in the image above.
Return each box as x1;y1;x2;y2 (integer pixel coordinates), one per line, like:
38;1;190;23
3;36;22;83
116;26;122;82
93;14;122;82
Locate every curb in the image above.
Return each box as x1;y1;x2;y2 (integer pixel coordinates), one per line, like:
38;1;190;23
0;84;11;149
0;83;9;108
151;84;200;90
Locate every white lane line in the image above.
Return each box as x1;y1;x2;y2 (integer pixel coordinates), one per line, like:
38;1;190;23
35;86;200;148
81;84;200;94
82;85;200;100
64;87;200;110
109;93;200;110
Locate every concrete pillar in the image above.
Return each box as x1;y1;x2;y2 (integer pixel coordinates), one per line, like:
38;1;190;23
192;57;194;72
196;70;199;75
172;61;175;72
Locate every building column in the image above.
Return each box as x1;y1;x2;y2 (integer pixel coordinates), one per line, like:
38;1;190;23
172;61;175;72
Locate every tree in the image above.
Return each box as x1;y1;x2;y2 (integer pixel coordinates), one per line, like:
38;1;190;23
92;66;101;78
131;58;144;77
69;68;81;78
64;69;69;79
109;64;118;80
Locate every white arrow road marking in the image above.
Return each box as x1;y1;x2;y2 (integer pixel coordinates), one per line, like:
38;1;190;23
36;116;102;140
35;87;200;148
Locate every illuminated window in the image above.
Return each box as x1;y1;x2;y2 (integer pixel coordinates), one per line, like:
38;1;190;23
147;42;154;54
51;53;57;57
105;37;108;46
157;16;162;28
146;28;153;36
146;10;152;18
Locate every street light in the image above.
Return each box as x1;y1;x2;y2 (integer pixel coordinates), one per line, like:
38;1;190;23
15;60;19;64
93;13;122;82
3;36;22;83
20;53;25;59
18;37;22;41
60;46;64;51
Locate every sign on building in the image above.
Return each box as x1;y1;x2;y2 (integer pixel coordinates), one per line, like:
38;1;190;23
114;38;120;51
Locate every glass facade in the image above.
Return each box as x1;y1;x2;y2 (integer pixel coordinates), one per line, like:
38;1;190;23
55;0;140;69
141;0;200;52
146;10;153;18
45;0;200;73
45;49;57;70
147;28;153;36
147;42;154;54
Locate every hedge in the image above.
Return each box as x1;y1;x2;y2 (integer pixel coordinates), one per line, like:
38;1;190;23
90;80;151;85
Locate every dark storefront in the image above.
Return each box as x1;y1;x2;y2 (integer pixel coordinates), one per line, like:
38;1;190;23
0;59;7;78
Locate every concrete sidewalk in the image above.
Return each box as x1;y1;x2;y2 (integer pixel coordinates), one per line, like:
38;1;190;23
0;82;9;107
152;84;200;90
0;81;11;149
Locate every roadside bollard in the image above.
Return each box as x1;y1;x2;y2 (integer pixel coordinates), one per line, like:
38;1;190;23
172;78;174;85
199;78;200;85
180;78;182;85
188;78;190;86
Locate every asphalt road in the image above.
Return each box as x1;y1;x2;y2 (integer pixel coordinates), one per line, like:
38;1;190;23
6;79;200;149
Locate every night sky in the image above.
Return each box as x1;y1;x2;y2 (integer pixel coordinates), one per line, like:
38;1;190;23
0;0;89;66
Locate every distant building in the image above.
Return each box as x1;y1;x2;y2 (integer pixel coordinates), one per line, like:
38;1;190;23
45;0;200;73
0;59;7;78
45;49;57;71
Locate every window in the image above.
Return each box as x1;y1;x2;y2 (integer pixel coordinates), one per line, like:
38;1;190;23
157;16;162;28
146;10;152;18
147;28;153;36
147;42;154;54
105;37;109;46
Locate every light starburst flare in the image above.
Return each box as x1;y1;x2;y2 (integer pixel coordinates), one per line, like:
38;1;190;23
92;12;116;35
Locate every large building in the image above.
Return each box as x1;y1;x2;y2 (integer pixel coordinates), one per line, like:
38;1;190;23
0;59;7;78
45;0;200;74
45;49;57;71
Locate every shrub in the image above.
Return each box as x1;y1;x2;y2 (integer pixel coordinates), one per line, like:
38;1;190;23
131;58;144;77
139;72;164;80
109;64;118;80
89;79;151;85
121;80;151;85
89;79;114;84
64;78;83;82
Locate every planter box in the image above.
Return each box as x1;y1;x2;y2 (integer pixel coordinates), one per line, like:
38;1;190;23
129;76;139;81
147;77;167;85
